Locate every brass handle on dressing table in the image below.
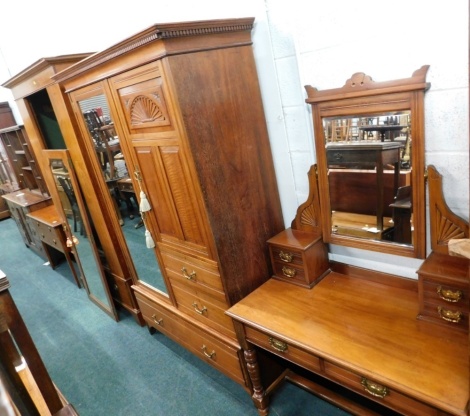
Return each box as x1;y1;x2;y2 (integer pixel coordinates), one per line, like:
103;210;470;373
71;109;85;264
182;267;196;281
279;251;293;262
437;286;463;303
201;345;216;359
361;377;389;398
437;306;462;323
269;337;288;353
282;266;296;278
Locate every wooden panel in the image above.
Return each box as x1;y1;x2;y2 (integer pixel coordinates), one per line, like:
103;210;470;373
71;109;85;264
245;326;322;375
171;282;235;338
135;291;245;384
323;361;442;416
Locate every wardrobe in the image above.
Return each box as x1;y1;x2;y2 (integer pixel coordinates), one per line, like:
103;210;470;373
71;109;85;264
53;18;285;389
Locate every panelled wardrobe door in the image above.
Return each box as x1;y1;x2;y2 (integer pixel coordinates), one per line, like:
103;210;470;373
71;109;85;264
108;61;215;262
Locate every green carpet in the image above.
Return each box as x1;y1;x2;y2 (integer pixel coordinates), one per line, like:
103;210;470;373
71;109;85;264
0;217;351;416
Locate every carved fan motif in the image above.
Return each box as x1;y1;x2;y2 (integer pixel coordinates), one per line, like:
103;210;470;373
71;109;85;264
300;205;320;228
435;208;466;245
130;95;166;125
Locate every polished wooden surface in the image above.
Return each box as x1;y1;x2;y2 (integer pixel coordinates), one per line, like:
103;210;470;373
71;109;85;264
227;273;468;415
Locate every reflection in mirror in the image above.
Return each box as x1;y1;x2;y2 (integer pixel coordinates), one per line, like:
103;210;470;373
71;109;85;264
324;111;412;244
77;95;166;293
44;150;118;319
305;66;430;258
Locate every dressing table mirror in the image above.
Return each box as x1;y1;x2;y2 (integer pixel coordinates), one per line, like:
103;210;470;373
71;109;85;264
305;66;430;258
42;149;118;319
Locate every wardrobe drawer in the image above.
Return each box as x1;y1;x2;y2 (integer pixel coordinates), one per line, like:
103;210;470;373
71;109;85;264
323;361;441;416
244;326;322;374
161;251;225;298
171;280;234;338
135;292;245;385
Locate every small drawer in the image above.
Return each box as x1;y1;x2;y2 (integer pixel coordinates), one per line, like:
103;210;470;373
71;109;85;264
421;279;468;307
244;326;322;374
171;281;234;338
161;251;225;298
135;291;245;385
267;228;330;288
420;301;468;332
323;361;441;416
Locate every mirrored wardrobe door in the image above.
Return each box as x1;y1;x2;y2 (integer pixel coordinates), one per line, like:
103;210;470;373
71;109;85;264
42;149;118;319
71;87;168;294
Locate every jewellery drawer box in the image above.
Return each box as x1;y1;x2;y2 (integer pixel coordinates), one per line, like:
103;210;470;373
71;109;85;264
417;251;469;332
267;228;330;288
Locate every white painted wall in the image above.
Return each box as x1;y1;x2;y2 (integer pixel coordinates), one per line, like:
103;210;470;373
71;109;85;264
0;0;467;278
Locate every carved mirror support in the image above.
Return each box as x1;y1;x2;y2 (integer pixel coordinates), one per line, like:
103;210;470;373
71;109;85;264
305;66;430;258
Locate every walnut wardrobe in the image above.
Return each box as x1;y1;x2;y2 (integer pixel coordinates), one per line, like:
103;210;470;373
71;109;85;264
53;18;284;391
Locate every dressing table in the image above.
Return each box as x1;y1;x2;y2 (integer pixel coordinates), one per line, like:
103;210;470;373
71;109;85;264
227;68;469;415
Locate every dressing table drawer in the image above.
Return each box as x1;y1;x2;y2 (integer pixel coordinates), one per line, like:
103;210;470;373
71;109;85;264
244;326;322;374
323;362;442;416
267;228;329;288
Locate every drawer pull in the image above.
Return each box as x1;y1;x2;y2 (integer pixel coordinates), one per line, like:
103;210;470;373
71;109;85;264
181;267;196;281
282;266;296;278
361;377;389;399
151;314;163;326
269;337;288;352
437;306;462;323
201;345;216;359
279;251;293;263
192;302;207;315
437;286;463;303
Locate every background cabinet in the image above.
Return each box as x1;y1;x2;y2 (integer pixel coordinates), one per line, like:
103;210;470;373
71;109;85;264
57;18;284;392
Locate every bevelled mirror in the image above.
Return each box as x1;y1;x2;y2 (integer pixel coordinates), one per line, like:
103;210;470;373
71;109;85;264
42;149;118;319
305;66;430;259
71;88;167;294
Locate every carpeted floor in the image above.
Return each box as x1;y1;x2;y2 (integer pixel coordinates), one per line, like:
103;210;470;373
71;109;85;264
0;217;350;416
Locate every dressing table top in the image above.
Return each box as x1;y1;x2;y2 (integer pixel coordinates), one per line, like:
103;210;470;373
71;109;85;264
227;271;468;415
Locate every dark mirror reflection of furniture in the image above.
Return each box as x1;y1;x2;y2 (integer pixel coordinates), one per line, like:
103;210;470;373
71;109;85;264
0;272;77;415
42;149;118;320
305;66;430;258
75;93;166;294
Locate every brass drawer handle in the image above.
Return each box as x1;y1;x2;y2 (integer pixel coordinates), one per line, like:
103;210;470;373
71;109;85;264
151;314;163;326
437;286;463;303
361;377;389;399
181;267;196;281
437;306;462;323
269;337;288;352
279;251;293;263
192;302;207;315
282;266;296;278
201;345;216;359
